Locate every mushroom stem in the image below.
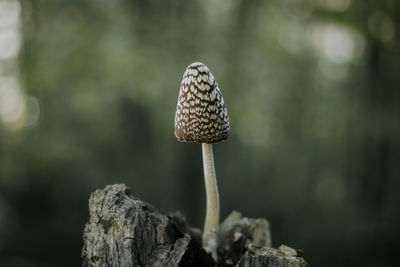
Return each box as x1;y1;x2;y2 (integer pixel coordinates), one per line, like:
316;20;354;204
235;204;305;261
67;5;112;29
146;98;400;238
201;143;219;260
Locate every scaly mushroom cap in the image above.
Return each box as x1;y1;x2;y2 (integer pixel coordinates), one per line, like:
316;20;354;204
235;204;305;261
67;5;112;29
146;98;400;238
174;62;230;143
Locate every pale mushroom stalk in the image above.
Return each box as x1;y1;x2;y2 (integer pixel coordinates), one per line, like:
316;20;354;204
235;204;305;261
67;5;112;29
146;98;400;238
202;143;219;256
174;62;230;261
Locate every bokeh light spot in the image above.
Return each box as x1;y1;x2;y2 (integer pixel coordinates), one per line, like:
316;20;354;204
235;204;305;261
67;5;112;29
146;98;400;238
0;0;21;28
368;11;395;43
0;29;21;60
312;23;365;65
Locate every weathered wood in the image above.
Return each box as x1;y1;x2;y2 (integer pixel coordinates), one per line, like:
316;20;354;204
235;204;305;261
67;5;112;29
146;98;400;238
81;184;307;267
236;246;307;267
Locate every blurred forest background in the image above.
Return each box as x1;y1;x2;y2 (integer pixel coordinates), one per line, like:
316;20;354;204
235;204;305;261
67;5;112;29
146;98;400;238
0;0;399;266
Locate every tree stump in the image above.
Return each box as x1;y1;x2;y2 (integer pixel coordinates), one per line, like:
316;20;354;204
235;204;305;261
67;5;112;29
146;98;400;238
81;184;307;267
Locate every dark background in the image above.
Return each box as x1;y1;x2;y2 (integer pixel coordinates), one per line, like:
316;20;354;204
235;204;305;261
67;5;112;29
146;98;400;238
0;0;399;266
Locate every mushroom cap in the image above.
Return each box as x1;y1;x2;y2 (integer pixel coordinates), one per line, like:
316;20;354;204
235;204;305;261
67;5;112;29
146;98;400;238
174;62;230;144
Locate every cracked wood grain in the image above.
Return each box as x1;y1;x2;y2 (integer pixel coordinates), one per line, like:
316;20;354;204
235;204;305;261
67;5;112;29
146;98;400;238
81;184;307;267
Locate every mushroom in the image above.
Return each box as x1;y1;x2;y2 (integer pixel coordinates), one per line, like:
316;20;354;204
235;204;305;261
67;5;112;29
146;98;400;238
174;62;230;260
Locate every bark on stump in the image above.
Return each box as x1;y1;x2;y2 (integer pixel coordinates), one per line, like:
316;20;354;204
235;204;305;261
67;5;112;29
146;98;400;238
81;184;307;267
